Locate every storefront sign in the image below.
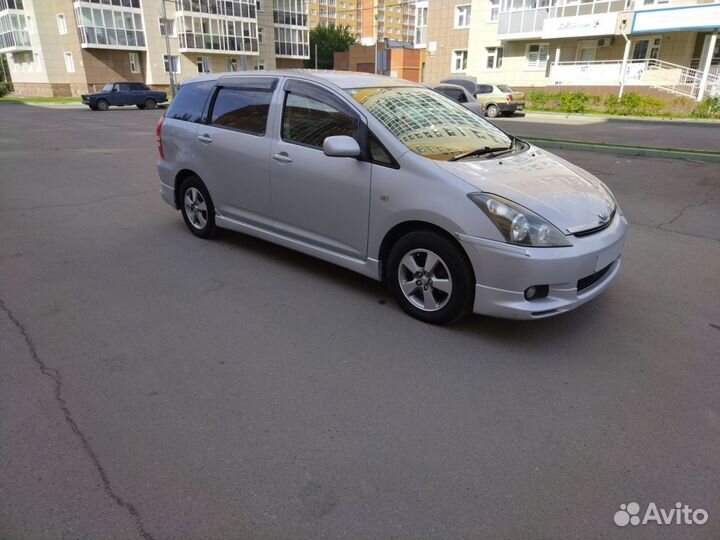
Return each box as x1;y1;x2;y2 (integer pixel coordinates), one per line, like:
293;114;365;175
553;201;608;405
632;4;720;33
542;12;619;39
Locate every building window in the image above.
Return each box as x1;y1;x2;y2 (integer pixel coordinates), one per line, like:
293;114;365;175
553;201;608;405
56;13;67;35
258;26;264;43
455;5;471;28
129;52;140;73
485;47;503;69
488;0;500;22
254;59;266;70
256;0;263;11
63;52;75;73
227;57;238;71
33;52;41;72
159;17;175;37
163;54;180;74
74;4;146;48
526;43;549;69
197;56;211;73
452;49;468;72
177;14;258;53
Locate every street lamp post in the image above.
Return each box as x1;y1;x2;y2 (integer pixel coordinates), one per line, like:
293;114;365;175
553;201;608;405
160;0;176;98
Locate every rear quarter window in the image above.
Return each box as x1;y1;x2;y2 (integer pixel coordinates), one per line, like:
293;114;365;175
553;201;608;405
497;85;513;93
166;80;216;123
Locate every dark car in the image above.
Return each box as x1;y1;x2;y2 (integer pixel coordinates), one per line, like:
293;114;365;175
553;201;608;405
81;82;167;111
440;77;526;118
429;83;485;117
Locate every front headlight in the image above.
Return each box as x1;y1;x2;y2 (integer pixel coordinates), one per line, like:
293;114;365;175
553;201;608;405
468;192;571;247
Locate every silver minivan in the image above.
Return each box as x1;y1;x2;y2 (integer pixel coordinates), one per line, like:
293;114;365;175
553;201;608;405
157;71;627;324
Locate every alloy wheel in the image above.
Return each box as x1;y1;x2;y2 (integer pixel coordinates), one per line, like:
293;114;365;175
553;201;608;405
397;248;453;312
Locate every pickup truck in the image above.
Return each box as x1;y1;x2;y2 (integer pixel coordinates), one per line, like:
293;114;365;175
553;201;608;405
81;82;167;111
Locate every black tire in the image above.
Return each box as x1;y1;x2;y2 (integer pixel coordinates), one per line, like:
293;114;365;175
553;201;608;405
96;99;109;111
89;104;98;111
485;104;499;118
144;98;157;110
179;176;217;239
386;230;474;325
136;103;146;110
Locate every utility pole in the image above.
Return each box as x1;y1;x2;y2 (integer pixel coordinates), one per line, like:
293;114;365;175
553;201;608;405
160;0;176;98
315;43;318;69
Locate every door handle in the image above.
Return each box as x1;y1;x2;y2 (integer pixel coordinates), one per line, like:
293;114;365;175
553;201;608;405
197;134;213;143
272;152;293;163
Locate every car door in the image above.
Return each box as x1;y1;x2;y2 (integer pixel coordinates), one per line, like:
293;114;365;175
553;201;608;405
193;77;277;229
269;79;372;259
129;83;146;105
111;83;130;105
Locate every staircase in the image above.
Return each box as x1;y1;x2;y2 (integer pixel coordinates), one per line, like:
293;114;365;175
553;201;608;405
639;59;720;100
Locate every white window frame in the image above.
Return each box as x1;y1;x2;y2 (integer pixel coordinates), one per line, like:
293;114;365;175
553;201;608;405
454;4;471;28
63;52;75;73
451;49;468;72
254;59;266;70
159;17;175;37
197;55;211;73
258;26;264;43
488;0;500;22
485;46;503;70
163;54;181;74
525;42;549;70
56;13;67;35
129;52;140;73
576;40;597;62
256;0;263;11
227;57;238;71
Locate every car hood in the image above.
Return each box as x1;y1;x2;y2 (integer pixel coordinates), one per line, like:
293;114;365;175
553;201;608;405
435;146;616;234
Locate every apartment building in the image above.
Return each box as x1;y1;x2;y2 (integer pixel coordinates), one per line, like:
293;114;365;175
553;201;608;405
423;0;719;101
1;0;309;96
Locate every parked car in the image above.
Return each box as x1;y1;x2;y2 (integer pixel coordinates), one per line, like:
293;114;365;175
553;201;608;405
157;71;627;324
81;82;167;111
441;77;526;118
429;83;485;117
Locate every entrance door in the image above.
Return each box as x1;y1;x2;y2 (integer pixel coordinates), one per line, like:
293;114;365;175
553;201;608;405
632;36;661;61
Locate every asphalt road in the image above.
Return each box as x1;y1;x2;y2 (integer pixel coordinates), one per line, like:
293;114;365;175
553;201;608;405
1;104;719;540
493;113;720;152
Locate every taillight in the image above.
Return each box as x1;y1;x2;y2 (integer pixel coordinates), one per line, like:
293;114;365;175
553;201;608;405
156;116;165;159
506;94;513;102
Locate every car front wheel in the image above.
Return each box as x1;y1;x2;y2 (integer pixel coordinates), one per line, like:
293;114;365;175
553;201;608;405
144;98;157;110
179;176;217;239
95;99;109;111
387;230;474;325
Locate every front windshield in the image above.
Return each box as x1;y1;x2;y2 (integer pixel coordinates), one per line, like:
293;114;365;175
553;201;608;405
348;86;512;161
102;83;114;92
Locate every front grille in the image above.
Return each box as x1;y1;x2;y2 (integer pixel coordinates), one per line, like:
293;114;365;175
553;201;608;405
573;209;616;237
577;264;612;292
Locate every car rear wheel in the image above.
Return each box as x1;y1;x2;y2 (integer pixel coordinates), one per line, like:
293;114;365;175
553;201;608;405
485;104;499;118
136;104;146;110
96;99;109;111
179;176;217;239
386;230;474;325
144;98;157;110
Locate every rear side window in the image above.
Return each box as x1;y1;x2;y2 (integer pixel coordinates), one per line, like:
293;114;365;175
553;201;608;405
130;82;148;91
497;85;513;93
210;87;272;135
439;87;467;103
477;84;493;94
166;80;215;123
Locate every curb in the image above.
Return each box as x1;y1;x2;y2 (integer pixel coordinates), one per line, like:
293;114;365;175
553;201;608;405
523;137;720;163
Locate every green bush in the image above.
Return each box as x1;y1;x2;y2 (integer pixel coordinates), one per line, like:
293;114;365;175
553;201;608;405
691;96;720;119
558;91;590;113
527;90;550;108
0;82;11;98
603;92;664;116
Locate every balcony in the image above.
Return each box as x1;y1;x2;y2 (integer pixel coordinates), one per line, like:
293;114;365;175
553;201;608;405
74;1;146;50
0;9;31;53
497;0;631;40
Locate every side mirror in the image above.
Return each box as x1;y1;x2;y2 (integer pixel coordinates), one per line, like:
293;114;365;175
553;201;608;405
323;135;361;158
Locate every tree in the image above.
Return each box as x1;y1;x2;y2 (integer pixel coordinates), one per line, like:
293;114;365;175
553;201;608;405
305;24;356;70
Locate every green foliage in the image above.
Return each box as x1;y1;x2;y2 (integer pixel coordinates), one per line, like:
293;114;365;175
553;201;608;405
691;96;720;119
604;92;664;116
0;82;11;98
557;91;590;113
525;89;698;118
305;24;356;70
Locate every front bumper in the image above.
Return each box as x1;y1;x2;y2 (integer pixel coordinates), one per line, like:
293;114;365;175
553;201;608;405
459;213;628;319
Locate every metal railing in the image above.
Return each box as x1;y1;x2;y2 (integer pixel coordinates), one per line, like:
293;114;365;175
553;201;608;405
550;58;720;99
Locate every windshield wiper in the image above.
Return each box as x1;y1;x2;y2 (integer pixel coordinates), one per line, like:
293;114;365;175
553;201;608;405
449;137;517;161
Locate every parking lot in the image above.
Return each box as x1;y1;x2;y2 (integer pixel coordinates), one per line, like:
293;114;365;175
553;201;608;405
1;104;719;540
